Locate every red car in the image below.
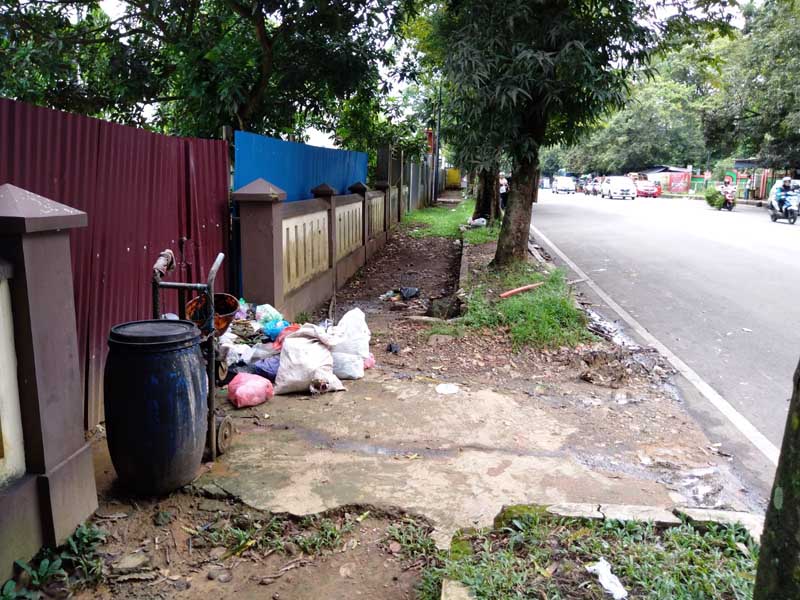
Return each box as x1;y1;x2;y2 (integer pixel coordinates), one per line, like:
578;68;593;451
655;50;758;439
636;180;659;197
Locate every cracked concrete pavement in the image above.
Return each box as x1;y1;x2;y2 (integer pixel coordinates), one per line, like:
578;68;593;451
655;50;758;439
197;364;753;547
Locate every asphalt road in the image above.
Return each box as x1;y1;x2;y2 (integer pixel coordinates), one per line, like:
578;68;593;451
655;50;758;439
531;189;799;499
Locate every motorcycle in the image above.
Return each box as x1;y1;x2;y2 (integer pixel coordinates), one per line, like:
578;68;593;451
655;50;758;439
719;185;736;211
769;191;799;224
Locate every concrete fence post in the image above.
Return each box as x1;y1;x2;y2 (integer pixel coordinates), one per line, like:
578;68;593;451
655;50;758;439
233;178;287;307
0;184;96;577
349;181;369;248
311;183;337;297
375;181;389;233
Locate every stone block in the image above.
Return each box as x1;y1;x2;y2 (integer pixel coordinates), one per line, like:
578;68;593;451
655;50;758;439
674;507;764;542
600;504;681;526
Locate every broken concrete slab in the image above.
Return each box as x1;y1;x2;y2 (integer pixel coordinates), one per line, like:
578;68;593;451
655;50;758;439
675;507;765;542
441;580;474;600
600;504;681;526
197;374;676;548
112;552;150;574
546;503;604;519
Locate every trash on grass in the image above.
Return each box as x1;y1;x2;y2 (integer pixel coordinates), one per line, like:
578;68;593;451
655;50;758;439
228;373;274;408
435;383;460;395
364;353;376;369
499;281;545;299
586;558;628;599
386;342;400;354
468;217;487;228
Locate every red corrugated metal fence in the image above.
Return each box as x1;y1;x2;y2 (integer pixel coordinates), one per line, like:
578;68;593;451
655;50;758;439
0;98;229;427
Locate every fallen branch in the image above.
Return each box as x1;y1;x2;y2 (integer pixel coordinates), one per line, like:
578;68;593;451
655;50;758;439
259;558;312;585
499;282;545;299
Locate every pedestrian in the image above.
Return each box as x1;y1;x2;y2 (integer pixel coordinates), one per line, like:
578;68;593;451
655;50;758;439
499;172;509;209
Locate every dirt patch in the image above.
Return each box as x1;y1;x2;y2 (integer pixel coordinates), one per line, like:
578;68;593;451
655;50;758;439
326;228;462;330
76;456;426;600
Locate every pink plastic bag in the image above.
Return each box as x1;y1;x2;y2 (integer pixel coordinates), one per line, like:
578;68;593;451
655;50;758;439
363;353;376;369
227;373;274;408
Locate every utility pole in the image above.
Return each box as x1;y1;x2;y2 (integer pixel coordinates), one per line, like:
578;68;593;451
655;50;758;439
433;79;443;202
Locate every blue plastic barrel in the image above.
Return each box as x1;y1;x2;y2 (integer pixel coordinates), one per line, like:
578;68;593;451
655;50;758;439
104;320;208;495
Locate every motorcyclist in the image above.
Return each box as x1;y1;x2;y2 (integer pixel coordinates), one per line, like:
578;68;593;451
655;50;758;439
776;176;793;212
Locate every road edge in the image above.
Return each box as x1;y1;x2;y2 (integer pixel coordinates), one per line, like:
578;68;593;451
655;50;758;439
529;222;780;466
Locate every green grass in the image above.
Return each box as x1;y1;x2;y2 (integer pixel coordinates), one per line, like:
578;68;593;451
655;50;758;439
463;223;500;245
403;198;474;238
417;511;757;600
460;263;591;349
386;519;439;560
403;197;501;245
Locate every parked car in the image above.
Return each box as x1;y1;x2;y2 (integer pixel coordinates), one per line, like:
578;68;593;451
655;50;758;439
636;180;659;197
553;176;576;194
601;176;636;200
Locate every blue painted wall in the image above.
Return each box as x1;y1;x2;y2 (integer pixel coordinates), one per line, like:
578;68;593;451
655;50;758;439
234;131;368;201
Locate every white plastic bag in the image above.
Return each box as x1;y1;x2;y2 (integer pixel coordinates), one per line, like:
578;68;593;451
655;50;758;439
332;308;371;359
256;303;283;323
274;324;345;394
332;352;365;380
586;558;628;599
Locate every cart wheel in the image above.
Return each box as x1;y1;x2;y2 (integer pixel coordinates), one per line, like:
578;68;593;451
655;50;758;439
216;416;234;455
216;360;231;386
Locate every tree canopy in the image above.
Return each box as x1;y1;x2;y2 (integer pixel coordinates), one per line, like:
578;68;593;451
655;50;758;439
0;0;414;138
436;0;733;264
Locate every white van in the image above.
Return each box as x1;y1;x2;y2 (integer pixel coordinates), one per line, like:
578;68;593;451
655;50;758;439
601;176;636;200
553;176;576;194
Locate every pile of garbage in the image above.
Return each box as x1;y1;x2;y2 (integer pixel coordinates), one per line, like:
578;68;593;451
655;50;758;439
219;300;375;409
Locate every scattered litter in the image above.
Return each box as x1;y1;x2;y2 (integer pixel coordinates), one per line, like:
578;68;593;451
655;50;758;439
273;324;301;351
256;303;282;323
386;343;400;354
263;318;291;341
400;286;420;300
363;353;376;369
228;373;274;408
499;281;545;299
379;290;398;301
254;356;281;382
586;558;628;599
274;324;345;395
468;217;487;228
435;383;460;395
742;327;752;333
331;308;371;359
333;352;365;380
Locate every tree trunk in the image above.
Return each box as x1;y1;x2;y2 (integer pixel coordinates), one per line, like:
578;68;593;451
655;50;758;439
472;167;501;225
755;362;800;598
492;158;539;267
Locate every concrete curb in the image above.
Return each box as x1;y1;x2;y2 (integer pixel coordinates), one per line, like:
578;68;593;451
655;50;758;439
440;502;765;600
456;239;469;301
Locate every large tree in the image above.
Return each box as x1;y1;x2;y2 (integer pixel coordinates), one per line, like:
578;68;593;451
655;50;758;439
564;77;708;174
0;0;413;137
755;360;800;597
704;0;800;167
441;0;733;266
